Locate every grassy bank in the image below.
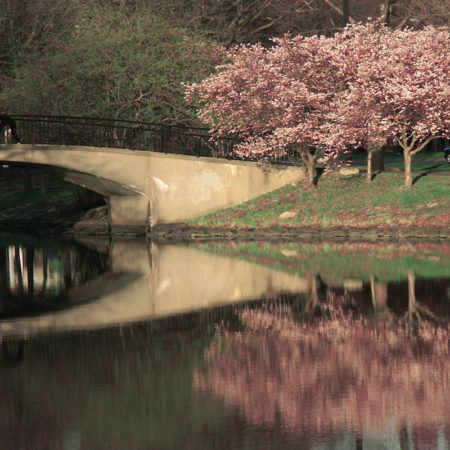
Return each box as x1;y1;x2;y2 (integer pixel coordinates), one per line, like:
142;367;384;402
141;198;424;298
189;171;450;230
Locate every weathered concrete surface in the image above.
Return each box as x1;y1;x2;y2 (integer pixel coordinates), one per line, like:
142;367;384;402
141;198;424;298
146;152;305;225
0;240;308;337
0;144;306;232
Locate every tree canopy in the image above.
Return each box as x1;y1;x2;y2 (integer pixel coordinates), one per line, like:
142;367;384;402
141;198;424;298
187;21;450;186
1;4;223;124
1;0;449;133
186;33;340;186
327;22;450;186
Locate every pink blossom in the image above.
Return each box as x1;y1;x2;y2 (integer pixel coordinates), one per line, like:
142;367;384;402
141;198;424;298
186;21;450;187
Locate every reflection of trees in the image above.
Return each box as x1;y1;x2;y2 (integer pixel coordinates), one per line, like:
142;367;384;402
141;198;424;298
304;273;326;318
0;242;108;315
39;249;48;299
196;299;449;447
0;248;6;311
369;275;394;321
402;271;443;328
26;246;34;300
12;245;25;299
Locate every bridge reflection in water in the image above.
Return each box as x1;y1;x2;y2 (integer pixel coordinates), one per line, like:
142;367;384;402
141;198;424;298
1;237;448;338
0;238;450;336
0;238;309;337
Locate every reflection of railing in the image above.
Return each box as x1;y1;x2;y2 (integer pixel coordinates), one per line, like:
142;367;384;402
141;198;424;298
10;115;237;158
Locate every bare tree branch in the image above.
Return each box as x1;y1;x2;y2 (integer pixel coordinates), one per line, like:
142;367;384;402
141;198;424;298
321;0;356;23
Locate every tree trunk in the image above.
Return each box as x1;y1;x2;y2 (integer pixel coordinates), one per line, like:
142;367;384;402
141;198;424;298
372;149;384;172
76;187;105;208
302;152;317;187
369;275;393;320
343;0;350;25
307;159;316;186
0;248;7;310
382;0;392;24
367;149;373;182
404;150;413;187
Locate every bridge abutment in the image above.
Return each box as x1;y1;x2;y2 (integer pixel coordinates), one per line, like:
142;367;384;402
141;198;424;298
108;195;150;235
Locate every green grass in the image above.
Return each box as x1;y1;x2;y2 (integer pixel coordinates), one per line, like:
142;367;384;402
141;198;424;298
189;171;450;229
190;240;450;283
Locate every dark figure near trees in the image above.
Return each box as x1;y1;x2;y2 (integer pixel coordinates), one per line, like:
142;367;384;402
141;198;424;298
0;110;20;143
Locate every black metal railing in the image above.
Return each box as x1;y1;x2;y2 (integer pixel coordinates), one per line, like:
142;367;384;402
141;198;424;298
8;115;237;159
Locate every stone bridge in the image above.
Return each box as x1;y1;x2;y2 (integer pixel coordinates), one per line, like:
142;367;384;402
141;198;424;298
0;143;305;233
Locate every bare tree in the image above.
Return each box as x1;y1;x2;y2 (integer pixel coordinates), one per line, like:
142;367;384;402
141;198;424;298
398;0;450;28
0;0;80;77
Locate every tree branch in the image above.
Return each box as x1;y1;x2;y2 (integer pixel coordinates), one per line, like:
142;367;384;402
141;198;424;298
382;0;391;24
411;135;436;155
321;0;356;23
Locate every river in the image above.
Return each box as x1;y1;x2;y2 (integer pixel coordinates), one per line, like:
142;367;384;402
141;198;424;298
0;233;448;449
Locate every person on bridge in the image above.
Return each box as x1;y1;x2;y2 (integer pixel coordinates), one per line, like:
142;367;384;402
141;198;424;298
0;110;20;143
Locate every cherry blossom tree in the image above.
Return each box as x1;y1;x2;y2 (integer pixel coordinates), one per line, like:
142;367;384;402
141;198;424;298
186;34;343;187
187;21;449;188
328;22;450;187
386;26;449;187
324;21;395;182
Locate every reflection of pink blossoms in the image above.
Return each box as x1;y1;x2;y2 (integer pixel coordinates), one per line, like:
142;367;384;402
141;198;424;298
195;302;449;437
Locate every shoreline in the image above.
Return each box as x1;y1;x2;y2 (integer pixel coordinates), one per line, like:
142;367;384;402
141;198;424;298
1;204;449;243
147;223;449;243
4;221;446;243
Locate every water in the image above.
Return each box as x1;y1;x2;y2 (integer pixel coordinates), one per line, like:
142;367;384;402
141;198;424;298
0;234;448;450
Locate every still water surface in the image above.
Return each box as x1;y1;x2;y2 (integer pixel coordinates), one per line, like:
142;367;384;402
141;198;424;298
0;234;448;449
